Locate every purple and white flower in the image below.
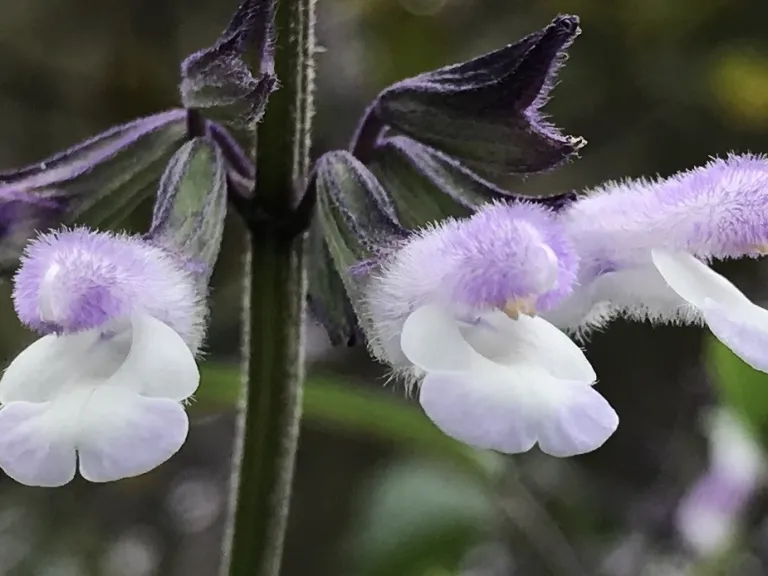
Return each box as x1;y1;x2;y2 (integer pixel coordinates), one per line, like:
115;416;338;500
0;228;204;487
547;154;768;372
364;202;618;457
676;408;766;555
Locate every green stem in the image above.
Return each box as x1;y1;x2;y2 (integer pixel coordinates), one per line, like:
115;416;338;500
221;0;316;574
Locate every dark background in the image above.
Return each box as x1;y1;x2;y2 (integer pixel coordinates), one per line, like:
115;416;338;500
0;0;768;574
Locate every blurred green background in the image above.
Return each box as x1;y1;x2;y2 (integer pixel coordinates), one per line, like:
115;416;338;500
2;0;768;575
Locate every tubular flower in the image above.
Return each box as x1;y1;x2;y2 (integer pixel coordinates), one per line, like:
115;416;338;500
363;202;618;457
0;228;204;487
546;154;768;372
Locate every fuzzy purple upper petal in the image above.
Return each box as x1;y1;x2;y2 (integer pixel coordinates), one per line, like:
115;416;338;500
13;228;206;352
433;202;578;309
363;201;578;374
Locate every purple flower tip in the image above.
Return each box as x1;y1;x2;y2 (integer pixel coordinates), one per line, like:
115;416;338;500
13;228;205;351
431;201;578;310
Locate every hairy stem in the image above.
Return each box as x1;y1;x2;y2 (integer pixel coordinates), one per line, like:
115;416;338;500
222;0;316;574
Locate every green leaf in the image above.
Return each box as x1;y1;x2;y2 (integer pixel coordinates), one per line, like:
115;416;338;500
346;459;497;576
706;335;768;439
149;137;228;288
197;361;501;480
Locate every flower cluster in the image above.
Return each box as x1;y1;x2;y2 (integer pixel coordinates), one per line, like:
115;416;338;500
360;154;768;458
2;3;768;492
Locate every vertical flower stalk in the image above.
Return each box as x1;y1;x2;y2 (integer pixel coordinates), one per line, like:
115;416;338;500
221;1;315;576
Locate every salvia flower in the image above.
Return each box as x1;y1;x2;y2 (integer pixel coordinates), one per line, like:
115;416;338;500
364;201;618;456
676;409;766;556
547;154;768;372
0;228;204;487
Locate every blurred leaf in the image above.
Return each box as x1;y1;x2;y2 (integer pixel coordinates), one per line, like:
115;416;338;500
706;335;768;439
0;109;189;277
197;361;501;480
149;137;227;287
346;459;498;576
369;136;577;228
373;15;586;176
709;45;768;130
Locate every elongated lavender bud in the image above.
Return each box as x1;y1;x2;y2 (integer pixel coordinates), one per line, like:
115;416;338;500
548;153;768;379
566;154;768;268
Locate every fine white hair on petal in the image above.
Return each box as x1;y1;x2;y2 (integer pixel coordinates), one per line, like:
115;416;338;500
360;201;577;382
564;154;768;265
550;154;768;336
13;228;208;354
543;265;704;335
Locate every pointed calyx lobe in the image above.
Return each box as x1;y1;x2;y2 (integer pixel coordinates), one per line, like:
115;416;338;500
149;137;228;289
315;150;407;261
180;0;277;139
363;15;585;176
368;136;578;228
310;152;407;347
0;110;188;278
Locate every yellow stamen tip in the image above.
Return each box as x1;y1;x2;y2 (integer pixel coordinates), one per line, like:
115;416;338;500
503;297;537;320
